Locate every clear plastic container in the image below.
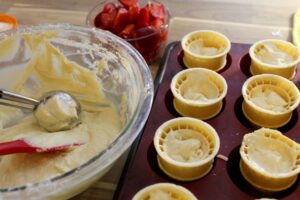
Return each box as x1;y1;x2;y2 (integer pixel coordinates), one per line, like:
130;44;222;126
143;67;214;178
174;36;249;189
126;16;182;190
86;0;170;64
0;24;153;199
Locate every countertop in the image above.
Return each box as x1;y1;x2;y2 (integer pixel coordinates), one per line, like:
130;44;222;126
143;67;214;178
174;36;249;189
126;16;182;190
1;0;300;199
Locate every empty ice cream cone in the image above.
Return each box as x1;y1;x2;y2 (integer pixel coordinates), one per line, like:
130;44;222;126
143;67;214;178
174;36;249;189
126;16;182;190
181;30;231;71
242;74;300;128
249;39;300;80
132;183;197;200
154;117;220;181
240;128;300;192
171;68;227;120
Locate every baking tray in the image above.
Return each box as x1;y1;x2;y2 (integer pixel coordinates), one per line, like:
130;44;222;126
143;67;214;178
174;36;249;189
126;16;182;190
114;41;300;200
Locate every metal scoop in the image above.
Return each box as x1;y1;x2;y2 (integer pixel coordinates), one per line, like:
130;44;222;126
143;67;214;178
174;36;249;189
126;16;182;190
0;89;81;131
0;90;83;154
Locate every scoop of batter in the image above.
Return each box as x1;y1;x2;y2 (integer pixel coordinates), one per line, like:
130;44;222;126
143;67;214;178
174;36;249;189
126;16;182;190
34;92;81;132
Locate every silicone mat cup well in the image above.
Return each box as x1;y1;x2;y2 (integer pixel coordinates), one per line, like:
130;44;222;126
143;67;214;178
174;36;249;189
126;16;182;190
242;74;300;128
249;39;300;80
132;183;197;200
240;128;300;192
153;117;220;181
170;68;227;120
116;42;300;200
181;30;231;71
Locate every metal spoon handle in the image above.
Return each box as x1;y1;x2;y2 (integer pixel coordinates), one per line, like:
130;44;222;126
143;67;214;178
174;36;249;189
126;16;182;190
0;89;40;110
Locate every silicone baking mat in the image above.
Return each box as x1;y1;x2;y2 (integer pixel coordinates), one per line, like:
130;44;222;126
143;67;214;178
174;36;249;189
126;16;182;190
115;42;300;200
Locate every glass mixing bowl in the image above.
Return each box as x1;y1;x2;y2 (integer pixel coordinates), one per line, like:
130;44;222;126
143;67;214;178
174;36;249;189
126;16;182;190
0;24;153;199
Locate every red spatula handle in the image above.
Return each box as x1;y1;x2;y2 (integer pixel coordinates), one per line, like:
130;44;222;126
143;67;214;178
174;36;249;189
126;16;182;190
0;139;37;155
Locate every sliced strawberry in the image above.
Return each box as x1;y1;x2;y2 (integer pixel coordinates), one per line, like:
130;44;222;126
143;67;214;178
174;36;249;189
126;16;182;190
137;7;150;27
103;2;117;13
134;26;160;50
150;19;164;29
94;18;108;30
94;12;103;28
103;11;118;29
119;0;138;8
112;7;129;34
148;2;165;20
134;26;155;37
119;24;135;39
128;5;139;23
